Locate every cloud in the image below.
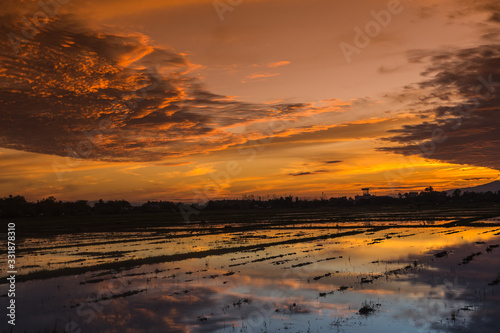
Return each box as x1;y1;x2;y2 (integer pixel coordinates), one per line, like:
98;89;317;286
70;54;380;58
324;160;343;164
156;161;194;167
289;169;330;177
241;72;280;83
185;165;216;176
463;177;496;181
0;8;346;162
454;0;500;21
380;44;500;170
267;61;290;68
378;65;402;74
290;172;313;177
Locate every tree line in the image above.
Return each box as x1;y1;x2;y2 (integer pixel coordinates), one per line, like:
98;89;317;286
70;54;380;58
1;187;499;218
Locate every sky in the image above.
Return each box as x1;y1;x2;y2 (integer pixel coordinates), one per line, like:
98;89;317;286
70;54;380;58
0;0;499;202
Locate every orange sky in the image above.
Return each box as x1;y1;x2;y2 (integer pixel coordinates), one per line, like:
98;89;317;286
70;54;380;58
0;0;499;202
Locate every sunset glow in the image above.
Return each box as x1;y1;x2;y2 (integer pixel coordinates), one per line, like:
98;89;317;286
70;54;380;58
1;0;499;202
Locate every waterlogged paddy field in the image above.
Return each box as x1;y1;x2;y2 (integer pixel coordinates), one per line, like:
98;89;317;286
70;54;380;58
2;209;500;333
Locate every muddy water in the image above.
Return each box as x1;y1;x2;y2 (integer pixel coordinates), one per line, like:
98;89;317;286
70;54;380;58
2;225;500;333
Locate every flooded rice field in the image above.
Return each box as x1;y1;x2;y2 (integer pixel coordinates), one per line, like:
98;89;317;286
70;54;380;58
2;209;500;332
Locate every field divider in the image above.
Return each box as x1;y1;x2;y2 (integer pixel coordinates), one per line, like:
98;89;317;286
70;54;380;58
0;229;369;284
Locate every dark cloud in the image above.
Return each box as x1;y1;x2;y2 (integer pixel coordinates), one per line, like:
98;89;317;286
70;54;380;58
463;177;496;181
0;7;324;162
378;65;402;74
324;160;343;164
289;169;329;177
450;0;500;21
155;161;194;167
380;44;500;170
490;12;500;22
482;31;500;41
290;172;313;177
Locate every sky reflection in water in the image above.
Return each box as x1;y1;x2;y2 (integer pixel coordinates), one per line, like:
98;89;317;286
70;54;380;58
5;226;500;333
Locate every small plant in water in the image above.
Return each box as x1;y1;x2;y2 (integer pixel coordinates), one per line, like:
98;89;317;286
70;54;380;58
358;300;380;316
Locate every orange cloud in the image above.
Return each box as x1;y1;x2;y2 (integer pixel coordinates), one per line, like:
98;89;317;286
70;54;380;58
241;72;280;83
1;12;358;163
267;61;291;68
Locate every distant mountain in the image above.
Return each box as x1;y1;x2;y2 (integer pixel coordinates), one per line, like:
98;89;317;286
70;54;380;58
447;180;500;194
